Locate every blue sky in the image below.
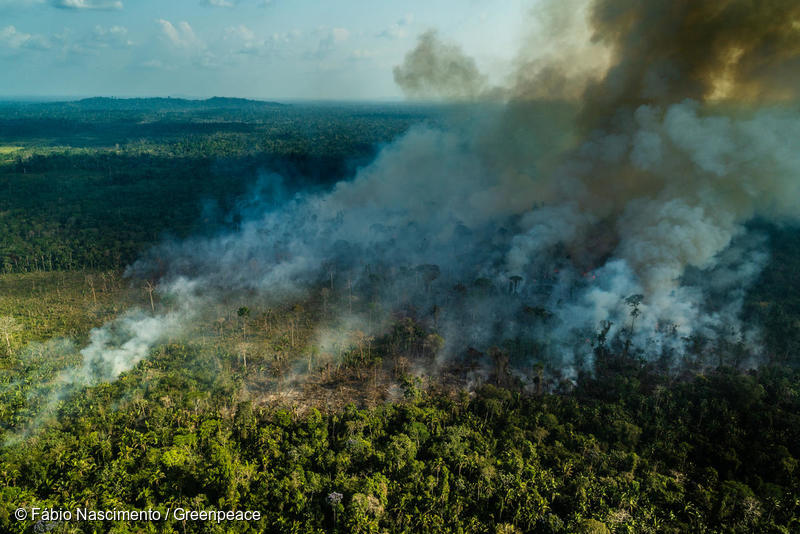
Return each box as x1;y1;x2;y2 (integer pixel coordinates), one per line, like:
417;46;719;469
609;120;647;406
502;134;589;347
0;0;529;100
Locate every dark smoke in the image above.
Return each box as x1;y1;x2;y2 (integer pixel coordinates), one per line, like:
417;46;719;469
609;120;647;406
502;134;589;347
584;0;800;122
393;30;489;100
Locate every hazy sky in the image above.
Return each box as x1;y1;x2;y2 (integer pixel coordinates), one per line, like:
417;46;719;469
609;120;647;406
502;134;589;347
0;0;529;100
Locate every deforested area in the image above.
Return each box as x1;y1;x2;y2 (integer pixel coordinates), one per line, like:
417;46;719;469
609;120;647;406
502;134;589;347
1;1;800;533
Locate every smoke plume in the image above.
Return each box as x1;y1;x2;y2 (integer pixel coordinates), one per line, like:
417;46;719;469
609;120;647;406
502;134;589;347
47;0;800;394
393;30;489;100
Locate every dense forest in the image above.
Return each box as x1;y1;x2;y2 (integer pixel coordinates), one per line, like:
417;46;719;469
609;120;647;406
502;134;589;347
1;98;799;533
0;98;436;273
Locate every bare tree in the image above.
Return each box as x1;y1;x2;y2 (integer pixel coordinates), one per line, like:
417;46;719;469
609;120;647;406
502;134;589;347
533;363;544;395
100;272;110;292
0;316;22;353
321;287;330;315
416;264;440;294
623;294;644;357
489;346;510;387
237;342;249;373
86;274;97;304
262;309;273;336
237;306;251;338
215;317;226;337
347;278;353;314
307;345;319;373
144;280;156;312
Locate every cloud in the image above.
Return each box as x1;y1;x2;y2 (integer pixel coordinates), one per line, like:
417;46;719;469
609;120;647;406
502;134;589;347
25;25;133;57
156;19;217;68
223;24;266;55
140;58;173;70
51;0;123;10
225;24;255;43
201;0;234;7
331;28;349;43
379;27;407;40
350;48;379;61
378;14;414;40
221;25;302;60
90;25;133;48
311;26;349;58
0;0;44;8
157;19;203;51
0;25;50;50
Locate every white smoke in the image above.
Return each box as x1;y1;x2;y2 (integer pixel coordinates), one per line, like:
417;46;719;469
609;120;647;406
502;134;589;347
75;97;797;385
31;0;800;395
71;310;184;383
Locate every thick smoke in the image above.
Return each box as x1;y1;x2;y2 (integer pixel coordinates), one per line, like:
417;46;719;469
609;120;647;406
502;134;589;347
583;0;800;121
53;0;800;393
393;30;489;100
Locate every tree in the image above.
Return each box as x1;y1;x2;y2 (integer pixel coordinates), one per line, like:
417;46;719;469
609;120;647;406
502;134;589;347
577;519;610;534
0;316;22;353
85;274;97;304
237;306;250;337
416;264;440;293
489;346;510;387
623;294;644;356
144;280;156;312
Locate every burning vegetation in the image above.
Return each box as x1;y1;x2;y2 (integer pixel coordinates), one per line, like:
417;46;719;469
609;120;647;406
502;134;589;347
70;0;800;395
2;1;800;533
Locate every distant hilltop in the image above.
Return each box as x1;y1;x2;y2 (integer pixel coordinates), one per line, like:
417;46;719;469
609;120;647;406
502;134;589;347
64;96;286;111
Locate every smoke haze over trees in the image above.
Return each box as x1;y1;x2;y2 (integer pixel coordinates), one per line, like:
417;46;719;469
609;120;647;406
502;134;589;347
2;2;800;533
70;0;800;392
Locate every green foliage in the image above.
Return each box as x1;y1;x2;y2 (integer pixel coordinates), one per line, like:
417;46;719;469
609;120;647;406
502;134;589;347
1;98;799;534
1;342;800;533
0;100;431;273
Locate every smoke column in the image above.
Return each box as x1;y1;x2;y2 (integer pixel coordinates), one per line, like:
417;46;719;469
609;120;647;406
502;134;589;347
67;0;800;390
